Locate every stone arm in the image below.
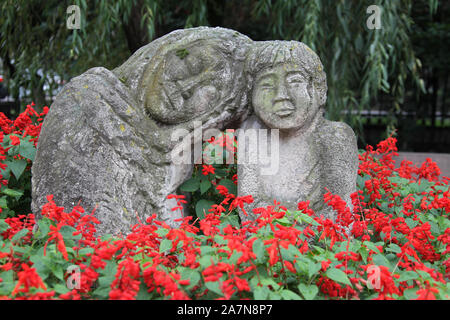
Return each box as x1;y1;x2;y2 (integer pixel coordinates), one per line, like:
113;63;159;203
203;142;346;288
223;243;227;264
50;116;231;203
32;67;172;236
316;120;359;219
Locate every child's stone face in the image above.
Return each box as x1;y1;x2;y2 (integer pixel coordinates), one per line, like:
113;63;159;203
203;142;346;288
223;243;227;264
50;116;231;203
145;44;226;124
252;63;318;131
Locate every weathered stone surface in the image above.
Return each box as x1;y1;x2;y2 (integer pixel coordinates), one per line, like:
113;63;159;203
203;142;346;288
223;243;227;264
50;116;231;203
32;27;252;235
237;41;358;222
32;27;359;235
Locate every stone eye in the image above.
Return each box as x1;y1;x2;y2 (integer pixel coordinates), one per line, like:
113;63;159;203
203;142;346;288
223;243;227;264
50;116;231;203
287;75;305;84
258;78;275;89
260;82;273;88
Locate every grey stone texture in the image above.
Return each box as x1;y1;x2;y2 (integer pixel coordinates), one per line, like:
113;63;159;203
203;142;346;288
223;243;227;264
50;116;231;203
237;41;358;222
32;27;252;235
32;27;359;235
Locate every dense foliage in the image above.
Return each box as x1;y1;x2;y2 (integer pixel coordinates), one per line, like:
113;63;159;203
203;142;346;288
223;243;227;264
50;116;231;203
0;105;449;300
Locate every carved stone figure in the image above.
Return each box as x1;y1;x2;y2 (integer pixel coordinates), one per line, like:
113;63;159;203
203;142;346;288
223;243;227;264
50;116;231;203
32;27;358;236
32;27;251;235
237;41;358;222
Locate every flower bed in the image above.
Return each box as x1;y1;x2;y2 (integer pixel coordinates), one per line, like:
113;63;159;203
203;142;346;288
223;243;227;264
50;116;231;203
0;104;449;300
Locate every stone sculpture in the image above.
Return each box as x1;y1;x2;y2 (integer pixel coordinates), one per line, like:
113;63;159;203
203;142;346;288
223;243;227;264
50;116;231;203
237;41;358;223
32;27;252;235
32;27;358;235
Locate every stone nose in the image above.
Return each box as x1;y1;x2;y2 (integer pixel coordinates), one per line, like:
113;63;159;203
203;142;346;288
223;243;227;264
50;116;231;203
272;82;291;105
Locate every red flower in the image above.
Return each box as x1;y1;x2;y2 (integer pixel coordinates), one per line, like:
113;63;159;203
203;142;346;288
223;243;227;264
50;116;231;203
416;287;439;300
10;135;20;146
11;264;47;296
202;164;215;176
44;223;69;261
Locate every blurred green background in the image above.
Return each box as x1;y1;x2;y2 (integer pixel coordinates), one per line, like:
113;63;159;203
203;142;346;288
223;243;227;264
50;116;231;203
1;0;449;151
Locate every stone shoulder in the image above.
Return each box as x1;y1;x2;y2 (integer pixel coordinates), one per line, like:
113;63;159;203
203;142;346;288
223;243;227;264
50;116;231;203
317;119;356;141
315;118;358;166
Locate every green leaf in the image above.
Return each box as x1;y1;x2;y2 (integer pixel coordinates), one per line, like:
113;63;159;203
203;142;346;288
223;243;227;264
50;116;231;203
296;212;320;226
280;246;296;261
372;254;392;269
326;268;352;286
0;219;9;232
307;262;322;279
213;168;228;178
78;248;95;256
29;254;51;281
359;246;369;263
218;179;237;196
53;284;70;295
136;282;153;300
102;260;118;277
1;188;24;199
51;265;65;281
281;289;302;300
298;283;318;300
159;239;172;253
18;139;36;161
200;179;212;194
7;145;19;156
364;241;381;254
254;285;270;300
155;228;169;237
36;219;50;239
0;270;14;295
195;199;215;220
179;177;200;192
403;288;418;299
260;277;280;290
205;281;222;296
0;166;10;181
0;197;7;209
386;243;402;254
228;251;242;265
11;228;29;243
199;255;218;268
200;246;216;255
405;218;418;229
92;286;111;298
213;235;227;245
60;225;79;240
8;159;28;180
221;214;240;228
398;271;419;282
180;268;201;290
253;238;265;263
